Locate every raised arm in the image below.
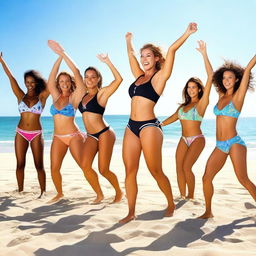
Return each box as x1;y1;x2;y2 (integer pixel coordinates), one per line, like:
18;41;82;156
47;56;62;101
48;40;84;89
0;52;24;101
234;54;256;103
159;23;198;82
196;40;213;114
161;108;179;126
97;54;123;99
125;32;144;79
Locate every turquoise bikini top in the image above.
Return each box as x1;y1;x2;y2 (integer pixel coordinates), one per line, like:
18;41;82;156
178;106;203;121
213;101;240;118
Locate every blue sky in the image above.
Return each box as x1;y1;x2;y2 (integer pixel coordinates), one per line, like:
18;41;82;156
0;0;255;117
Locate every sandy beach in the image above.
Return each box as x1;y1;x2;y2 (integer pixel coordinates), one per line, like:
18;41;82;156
0;145;256;256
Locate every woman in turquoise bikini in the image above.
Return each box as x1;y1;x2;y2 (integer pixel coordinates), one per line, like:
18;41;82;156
161;40;213;200
199;55;256;218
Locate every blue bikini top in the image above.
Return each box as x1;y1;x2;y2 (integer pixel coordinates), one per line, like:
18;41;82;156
50;95;75;117
213;101;240;118
128;72;160;103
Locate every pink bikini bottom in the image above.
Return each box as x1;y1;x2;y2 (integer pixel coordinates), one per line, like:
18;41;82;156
16;127;42;142
182;134;205;147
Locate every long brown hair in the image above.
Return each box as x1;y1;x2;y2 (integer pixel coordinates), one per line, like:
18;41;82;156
181;77;204;107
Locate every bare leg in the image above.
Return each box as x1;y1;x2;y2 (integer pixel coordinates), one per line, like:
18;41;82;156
81;137;104;203
30;134;46;197
98;129;123;203
15;133;29;192
175;138;188;198
198;148;228;218
119;128;141;223
183;137;205;199
230;144;256;200
141;127;175;217
48;137;68;203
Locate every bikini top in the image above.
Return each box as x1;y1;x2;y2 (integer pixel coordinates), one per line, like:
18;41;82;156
178;106;203;121
78;93;105;115
128;72;160;103
50;95;75;117
18;97;43;115
213;101;240;118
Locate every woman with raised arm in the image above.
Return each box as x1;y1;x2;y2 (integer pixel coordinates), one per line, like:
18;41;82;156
47;56;88;203
120;23;197;223
48;40;123;203
0;52;49;197
199;55;256;218
161;40;213;200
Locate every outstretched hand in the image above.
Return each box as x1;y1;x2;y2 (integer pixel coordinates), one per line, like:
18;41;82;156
196;40;207;55
97;53;110;63
125;32;133;41
48;40;65;55
185;22;198;35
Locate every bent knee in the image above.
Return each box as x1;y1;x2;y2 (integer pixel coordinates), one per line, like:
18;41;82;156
237;175;250;185
149;169;164;179
99;168;109;176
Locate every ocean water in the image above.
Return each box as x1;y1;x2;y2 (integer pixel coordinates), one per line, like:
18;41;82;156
1;116;256;153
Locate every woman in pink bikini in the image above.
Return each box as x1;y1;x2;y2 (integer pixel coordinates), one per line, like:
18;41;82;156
161;41;213;200
0;52;49;197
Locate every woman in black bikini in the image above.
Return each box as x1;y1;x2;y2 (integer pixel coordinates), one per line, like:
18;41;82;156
120;23;197;223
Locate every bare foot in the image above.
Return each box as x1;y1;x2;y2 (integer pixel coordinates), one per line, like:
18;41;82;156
198;212;213;219
92;194;104;204
164;204;175;217
119;214;136;224
111;190;123;203
47;193;64;204
38;191;46;199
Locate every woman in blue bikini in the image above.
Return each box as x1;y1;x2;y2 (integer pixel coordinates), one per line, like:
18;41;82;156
199;55;256;218
47;57;88;203
161;40;213;200
0;52;49;197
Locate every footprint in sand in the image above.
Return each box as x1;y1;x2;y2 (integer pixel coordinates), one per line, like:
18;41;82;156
7;235;32;247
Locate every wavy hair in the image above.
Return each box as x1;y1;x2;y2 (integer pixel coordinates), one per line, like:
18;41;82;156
24;70;46;95
140;44;165;71
213;61;254;94
56;72;76;93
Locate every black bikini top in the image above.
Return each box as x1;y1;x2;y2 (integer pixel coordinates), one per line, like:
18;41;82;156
128;72;160;103
78;93;105;115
